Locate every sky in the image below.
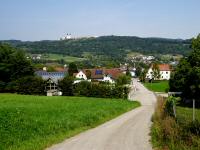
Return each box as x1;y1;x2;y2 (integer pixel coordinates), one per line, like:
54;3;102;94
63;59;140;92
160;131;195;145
0;0;200;41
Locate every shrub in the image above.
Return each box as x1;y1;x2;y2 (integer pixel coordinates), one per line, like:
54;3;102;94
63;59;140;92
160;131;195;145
14;76;45;95
72;81;129;99
73;81;92;97
187;120;200;135
164;96;180;117
116;74;131;85
58;76;74;96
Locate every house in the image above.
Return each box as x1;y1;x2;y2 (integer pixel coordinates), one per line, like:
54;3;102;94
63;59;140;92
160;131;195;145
146;64;171;80
35;71;66;96
74;71;87;80
73;68;123;84
31;54;42;60
87;68;123;83
73;71;88;84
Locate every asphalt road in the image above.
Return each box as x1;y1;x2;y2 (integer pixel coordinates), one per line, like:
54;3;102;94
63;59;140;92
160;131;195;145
47;79;156;150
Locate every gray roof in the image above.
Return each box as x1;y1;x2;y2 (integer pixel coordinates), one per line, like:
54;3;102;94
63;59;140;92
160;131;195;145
35;71;66;83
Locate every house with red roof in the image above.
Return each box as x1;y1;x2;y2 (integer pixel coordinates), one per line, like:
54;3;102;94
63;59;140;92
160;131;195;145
73;68;124;84
146;64;171;80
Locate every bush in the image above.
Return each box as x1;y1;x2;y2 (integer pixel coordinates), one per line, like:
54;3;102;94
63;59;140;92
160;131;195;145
73;81;92;97
72;81;129;99
14;76;45;95
165;96;180;117
58;76;74;96
187;120;200;135
116;74;131;85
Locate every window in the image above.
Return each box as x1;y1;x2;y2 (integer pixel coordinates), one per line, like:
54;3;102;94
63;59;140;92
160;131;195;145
166;71;168;74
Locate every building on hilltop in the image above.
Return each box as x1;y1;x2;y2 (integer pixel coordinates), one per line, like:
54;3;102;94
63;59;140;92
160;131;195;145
60;34;72;40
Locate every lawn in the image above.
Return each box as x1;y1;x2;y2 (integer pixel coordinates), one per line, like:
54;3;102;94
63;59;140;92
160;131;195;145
176;106;200;122
43;54;86;62
143;80;169;93
0;94;140;150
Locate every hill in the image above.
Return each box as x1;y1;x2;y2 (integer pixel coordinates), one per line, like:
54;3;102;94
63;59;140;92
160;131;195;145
1;36;192;61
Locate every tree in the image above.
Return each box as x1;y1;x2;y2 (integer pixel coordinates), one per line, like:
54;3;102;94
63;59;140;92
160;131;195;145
14;76;45;95
169;34;200;103
58;76;74;96
85;70;92;79
135;66;142;77
73;81;91;96
0;44;34;92
152;63;160;80
139;69;147;82
116;74;131;86
68;62;78;76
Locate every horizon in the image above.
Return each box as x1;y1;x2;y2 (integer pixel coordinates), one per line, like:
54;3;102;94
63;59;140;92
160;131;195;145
1;0;200;41
1;34;193;42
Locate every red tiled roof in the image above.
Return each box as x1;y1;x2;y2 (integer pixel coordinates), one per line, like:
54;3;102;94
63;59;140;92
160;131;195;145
55;67;68;72
158;64;171;71
105;68;123;80
82;68;123;80
83;69;104;79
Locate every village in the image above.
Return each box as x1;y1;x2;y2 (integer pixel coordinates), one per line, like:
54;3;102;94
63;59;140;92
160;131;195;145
35;63;171;96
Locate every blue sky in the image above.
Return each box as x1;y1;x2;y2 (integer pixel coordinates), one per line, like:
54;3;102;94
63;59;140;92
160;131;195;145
0;0;200;41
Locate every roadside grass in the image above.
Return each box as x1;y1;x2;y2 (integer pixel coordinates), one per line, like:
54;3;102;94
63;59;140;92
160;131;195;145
151;97;200;150
176;106;200;122
43;53;86;62
0;94;140;150
143;80;169;93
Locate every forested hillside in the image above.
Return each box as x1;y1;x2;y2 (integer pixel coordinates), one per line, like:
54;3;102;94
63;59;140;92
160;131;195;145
1;36;192;59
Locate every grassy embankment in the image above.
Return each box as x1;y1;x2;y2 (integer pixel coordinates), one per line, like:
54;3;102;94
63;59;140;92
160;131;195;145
151;97;200;150
143;80;169;93
0;94;140;150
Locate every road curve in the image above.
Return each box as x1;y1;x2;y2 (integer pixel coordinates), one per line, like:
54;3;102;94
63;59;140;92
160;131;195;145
47;79;156;150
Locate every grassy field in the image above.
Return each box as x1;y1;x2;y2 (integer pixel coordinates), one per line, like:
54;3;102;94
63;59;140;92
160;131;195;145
177;106;200;122
0;94;140;150
43;54;86;62
143;80;169;93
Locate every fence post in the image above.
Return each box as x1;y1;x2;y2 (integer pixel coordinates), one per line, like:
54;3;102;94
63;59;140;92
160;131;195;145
193;99;195;121
173;100;176;118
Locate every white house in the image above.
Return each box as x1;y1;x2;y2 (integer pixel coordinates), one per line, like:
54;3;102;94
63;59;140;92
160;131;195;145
146;64;171;80
74;71;87;80
102;75;115;84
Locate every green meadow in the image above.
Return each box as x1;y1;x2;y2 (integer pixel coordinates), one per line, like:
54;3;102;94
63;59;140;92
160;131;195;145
0;94;140;150
43;53;86;62
143;80;169;93
177;106;200;122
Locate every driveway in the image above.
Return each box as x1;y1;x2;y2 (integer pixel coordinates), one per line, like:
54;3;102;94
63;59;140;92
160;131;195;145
47;79;156;150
